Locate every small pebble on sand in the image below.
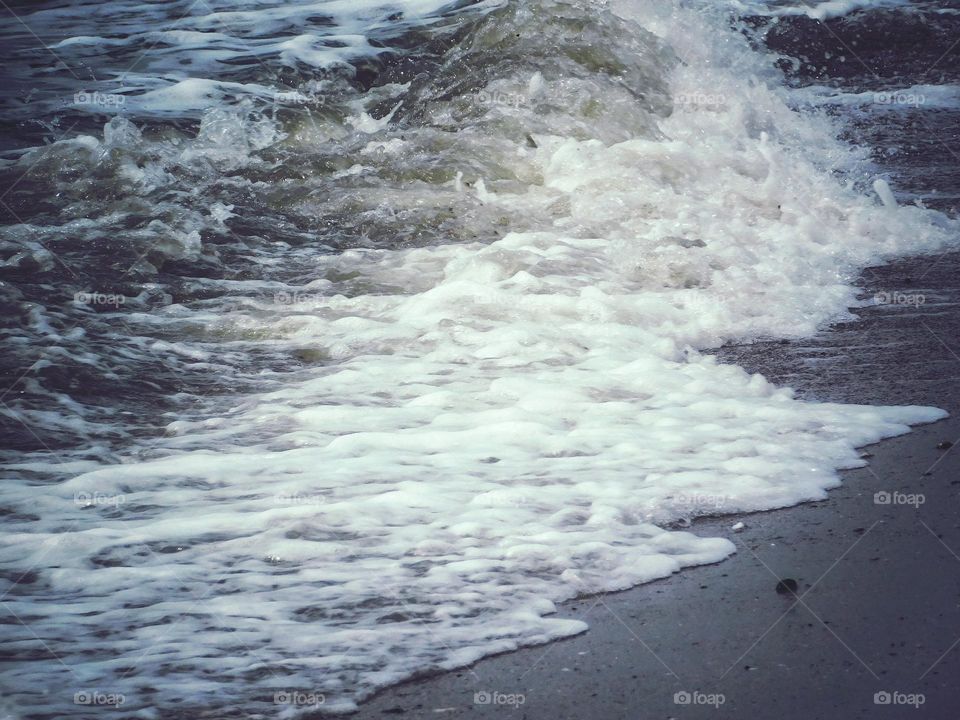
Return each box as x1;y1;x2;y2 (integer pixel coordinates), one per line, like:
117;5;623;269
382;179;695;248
776;579;799;595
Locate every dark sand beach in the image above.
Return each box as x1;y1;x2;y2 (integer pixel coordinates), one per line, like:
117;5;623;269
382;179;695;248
350;253;960;719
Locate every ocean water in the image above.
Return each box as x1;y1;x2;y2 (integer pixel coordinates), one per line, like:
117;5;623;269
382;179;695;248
1;0;958;717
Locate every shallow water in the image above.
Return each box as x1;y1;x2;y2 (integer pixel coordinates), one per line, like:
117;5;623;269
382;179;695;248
1;0;958;717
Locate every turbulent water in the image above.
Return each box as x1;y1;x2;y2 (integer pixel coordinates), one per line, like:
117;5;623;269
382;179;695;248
2;0;958;717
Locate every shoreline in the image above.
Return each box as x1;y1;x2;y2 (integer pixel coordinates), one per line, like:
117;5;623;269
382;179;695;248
346;251;960;719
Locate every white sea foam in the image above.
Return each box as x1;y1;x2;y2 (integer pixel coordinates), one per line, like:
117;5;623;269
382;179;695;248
795;83;960;110
2;0;958;717
726;0;926;20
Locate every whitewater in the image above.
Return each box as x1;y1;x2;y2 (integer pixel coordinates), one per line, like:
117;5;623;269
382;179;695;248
0;0;956;717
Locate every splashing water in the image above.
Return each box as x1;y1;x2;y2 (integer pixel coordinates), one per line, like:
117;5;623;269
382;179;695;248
1;0;957;717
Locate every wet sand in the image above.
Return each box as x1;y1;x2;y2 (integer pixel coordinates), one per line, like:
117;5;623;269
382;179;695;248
345;251;960;719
